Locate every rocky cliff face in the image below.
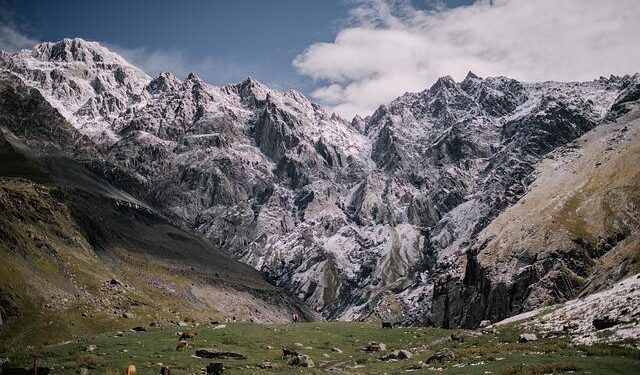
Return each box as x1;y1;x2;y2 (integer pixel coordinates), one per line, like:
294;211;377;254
2;38;639;327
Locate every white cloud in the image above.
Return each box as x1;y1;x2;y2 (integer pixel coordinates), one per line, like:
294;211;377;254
294;0;640;118
0;23;39;52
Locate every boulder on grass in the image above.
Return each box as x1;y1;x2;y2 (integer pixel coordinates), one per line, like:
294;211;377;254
364;341;386;352
517;333;538;343
205;362;223;375
289;354;314;368
426;347;455;363
380;350;413;361
195;348;246;360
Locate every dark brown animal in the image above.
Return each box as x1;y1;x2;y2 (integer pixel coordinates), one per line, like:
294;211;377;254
179;331;197;341
205;362;224;375
381;321;393;329
176;341;189;351
160;366;170;375
450;333;465;342
282;348;299;357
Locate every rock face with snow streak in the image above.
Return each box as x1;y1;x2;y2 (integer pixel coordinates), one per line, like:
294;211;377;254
2;38;639;327
495;274;640;346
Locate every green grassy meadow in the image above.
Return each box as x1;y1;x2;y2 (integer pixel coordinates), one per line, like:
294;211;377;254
4;322;639;375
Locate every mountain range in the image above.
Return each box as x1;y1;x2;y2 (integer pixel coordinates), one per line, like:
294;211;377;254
0;38;638;342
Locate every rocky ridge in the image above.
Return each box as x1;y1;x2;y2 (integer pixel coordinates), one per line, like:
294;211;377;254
2;38;639;327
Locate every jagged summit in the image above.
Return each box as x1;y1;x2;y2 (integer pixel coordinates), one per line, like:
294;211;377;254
464;70;481;81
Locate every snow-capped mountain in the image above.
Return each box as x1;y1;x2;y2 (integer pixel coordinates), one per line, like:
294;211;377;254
2;38;639;327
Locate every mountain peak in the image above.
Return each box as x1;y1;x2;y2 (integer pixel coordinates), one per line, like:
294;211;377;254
28;38;119;65
147;72;181;92
186;72;201;82
236;76;269;102
429;75;458;92
464;71;481;81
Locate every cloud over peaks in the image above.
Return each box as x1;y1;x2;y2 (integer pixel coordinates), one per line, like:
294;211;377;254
294;0;640;118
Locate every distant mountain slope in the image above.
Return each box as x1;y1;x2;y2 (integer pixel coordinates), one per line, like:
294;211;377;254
1;38;638;328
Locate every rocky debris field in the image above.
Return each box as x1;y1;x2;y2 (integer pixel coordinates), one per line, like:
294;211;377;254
495;273;640;347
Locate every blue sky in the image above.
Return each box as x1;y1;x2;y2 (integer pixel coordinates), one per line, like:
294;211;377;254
2;0;638;118
2;0;472;91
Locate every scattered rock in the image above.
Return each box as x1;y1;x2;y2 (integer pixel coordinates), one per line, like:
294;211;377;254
177;321;188;327
259;361;275;369
78;368;89;375
205;362;224;375
363;342;386;352
593;317;620;330
264;345;274;350
518;333;538;343
85;344;97;352
122;312;134;319
149;321;161;328
331;347;343;353
116;331;125;337
212;324;226;330
294;342;304;347
282;348;299;357
479;320;492;328
110;279;123;286
380;350;412;361
426;348;455;363
289;354;314;367
195;349;247;360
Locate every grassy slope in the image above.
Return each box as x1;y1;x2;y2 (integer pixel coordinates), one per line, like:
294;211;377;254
476;106;640;291
0;178;224;350
5;322;639;375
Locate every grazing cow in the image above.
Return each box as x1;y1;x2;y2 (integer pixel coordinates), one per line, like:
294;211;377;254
291;313;299;323
126;365;136;375
282;347;299;357
381;321;393;329
179;331;197;341
176;341;189;351
206;362;224;375
160;366;170;375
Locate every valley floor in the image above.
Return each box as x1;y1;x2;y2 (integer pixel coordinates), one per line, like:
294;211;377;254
3;322;639;374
